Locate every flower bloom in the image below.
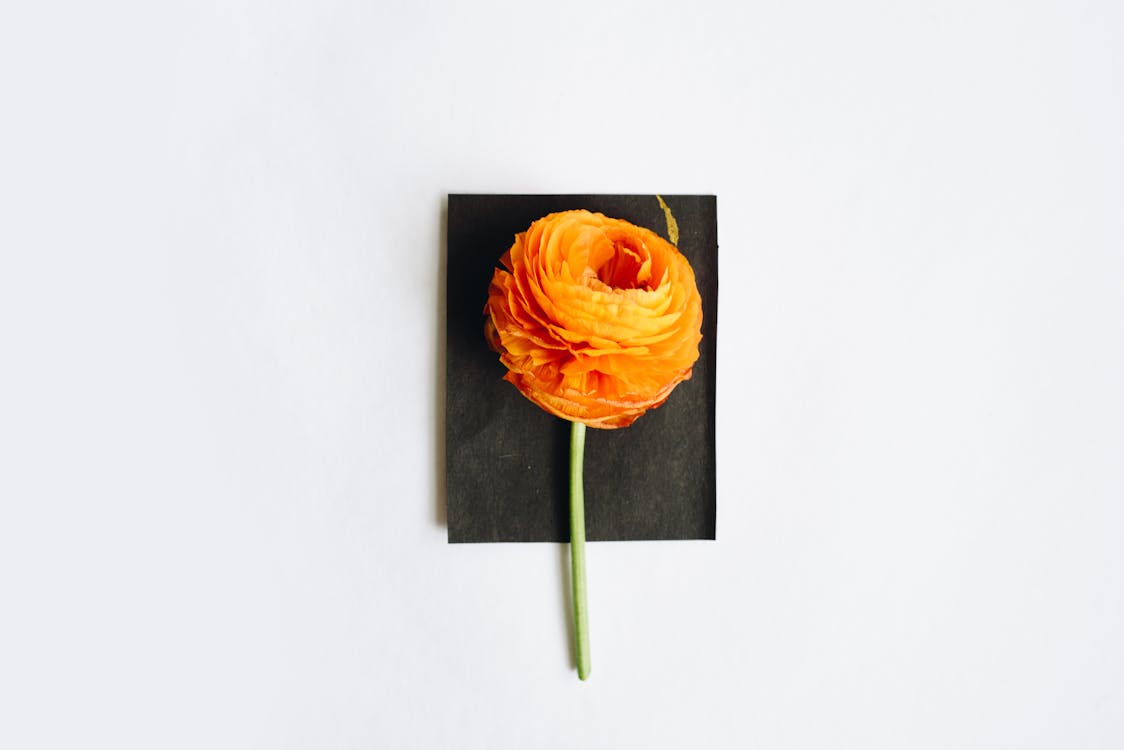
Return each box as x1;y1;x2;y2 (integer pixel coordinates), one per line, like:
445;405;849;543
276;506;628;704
485;209;703;428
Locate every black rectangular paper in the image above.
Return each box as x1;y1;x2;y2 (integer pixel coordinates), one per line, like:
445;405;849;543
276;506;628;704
445;194;717;543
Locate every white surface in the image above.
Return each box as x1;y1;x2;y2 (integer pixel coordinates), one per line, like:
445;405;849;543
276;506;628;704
2;1;1123;747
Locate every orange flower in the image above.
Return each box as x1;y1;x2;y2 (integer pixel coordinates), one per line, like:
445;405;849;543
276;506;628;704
485;209;703;429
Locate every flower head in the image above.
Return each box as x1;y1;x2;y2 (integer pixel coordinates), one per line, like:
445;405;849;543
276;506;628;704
485;209;703;428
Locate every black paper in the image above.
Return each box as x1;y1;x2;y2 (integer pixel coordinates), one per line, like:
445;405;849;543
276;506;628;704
445;194;717;543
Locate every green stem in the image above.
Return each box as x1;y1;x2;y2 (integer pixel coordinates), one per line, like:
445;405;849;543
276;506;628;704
569;420;590;680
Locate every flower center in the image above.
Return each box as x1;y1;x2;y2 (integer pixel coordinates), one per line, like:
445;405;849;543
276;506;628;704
594;239;652;291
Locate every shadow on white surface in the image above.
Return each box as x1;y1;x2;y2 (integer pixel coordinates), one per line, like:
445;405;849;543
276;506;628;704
435;195;448;528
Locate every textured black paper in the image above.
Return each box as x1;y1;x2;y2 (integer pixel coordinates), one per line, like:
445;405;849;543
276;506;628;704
445;194;717;543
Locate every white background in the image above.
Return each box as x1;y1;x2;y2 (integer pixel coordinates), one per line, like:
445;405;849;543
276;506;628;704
2;1;1122;748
